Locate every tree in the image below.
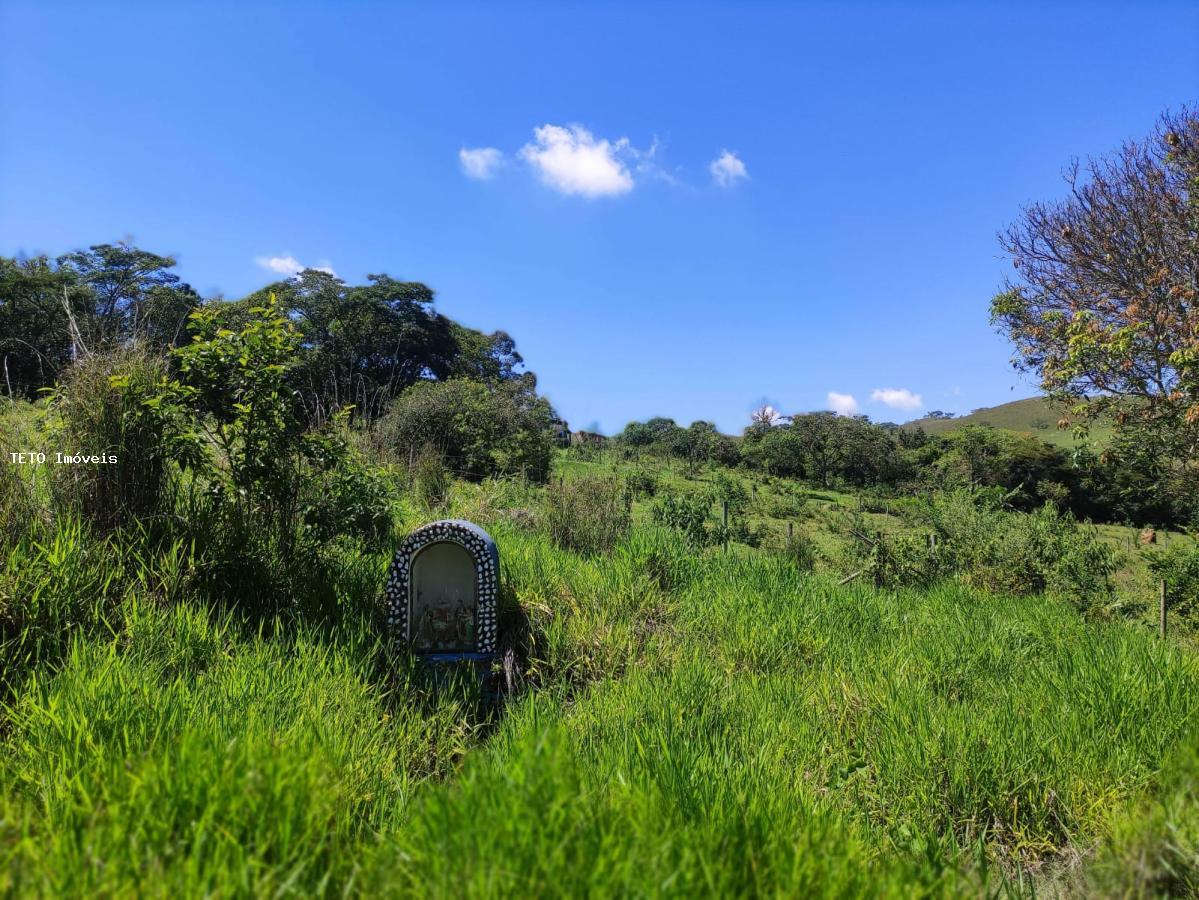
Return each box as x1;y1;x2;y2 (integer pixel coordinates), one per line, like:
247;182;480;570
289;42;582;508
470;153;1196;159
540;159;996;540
672;420;719;474
0;255;80;396
990;108;1199;461
789;412;842;487
933;426;1076;511
450;325;525;382
379;377;557;482
740;424;806;477
616;417;681;453
238;270;462;421
58;242;199;347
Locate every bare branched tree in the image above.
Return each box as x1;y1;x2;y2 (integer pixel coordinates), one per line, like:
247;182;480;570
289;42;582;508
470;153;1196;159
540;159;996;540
991;107;1199;459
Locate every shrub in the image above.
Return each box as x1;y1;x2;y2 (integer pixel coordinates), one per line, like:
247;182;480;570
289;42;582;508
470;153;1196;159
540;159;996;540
378;378;556;483
924;490;1118;608
858;531;944;590
542;476;631;555
764;491;809;520
1147;543;1199;624
301;419;397;548
169;295;306;535
49;349;181;530
626;468;658;499
710;471;749;513
149;296;396;616
651;490;712;547
726;518;765;548
779;528;818;572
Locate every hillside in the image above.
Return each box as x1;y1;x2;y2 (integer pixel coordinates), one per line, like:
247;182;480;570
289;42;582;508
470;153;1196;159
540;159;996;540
904;396;1115;449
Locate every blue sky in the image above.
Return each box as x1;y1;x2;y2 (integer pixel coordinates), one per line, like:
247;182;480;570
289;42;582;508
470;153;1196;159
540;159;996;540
2;2;1197;434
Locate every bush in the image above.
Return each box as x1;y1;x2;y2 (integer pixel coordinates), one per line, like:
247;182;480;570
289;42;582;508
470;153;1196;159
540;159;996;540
379;378;556;483
857;531;945;590
763;491;809;520
710;471;749;513
170;295;306;535
924;490;1118;608
779;528;818;572
626;468;658;499
49;349;180;530
301;420;397;548
726;518;765;548
651;490;712;547
1147;543;1199;624
542;476;631;555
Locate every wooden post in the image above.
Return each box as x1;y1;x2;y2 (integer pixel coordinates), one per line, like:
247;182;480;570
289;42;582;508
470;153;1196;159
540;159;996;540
1160;579;1168;641
751;484;757;501
787;522;794;541
722;500;729;552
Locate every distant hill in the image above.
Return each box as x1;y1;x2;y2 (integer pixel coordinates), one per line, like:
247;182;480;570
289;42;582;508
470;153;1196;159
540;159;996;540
903;397;1114;449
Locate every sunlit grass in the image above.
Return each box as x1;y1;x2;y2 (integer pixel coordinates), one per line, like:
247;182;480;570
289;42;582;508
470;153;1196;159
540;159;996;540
1;443;1197;895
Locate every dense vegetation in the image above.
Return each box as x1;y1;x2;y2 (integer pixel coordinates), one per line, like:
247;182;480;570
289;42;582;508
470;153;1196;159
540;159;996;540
1;107;1198;896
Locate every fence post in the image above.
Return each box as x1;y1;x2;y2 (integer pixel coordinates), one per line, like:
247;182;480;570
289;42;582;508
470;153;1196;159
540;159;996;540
1160;579;1168;641
788;521;794;541
722;501;729;553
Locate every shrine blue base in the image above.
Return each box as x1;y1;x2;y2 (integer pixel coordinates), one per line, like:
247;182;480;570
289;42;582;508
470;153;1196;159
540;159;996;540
420;652;496;664
417;651;500;698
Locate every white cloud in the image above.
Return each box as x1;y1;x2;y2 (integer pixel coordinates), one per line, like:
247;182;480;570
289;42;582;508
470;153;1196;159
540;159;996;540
519;124;634;197
459;146;503;180
255;255;336;278
709;150;748;188
631;137;681;187
870;387;924;411
256;255;304;277
827;391;859;416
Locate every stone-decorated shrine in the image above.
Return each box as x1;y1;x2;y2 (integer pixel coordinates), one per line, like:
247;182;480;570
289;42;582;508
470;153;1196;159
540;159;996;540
383;520;498;660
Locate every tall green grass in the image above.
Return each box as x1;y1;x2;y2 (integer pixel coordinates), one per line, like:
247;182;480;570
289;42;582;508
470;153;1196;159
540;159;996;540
1;473;1197;895
1;602;476;897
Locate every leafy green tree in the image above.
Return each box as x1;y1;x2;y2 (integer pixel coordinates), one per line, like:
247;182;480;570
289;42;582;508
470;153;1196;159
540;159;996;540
616;417;683;455
833;416;903;487
379;377;557;482
740;424;807;477
789;412;842;487
58;242;199;348
233;270;528;422
0;255;81;396
450;325;525;381
167;295;307;537
933;426;1076;511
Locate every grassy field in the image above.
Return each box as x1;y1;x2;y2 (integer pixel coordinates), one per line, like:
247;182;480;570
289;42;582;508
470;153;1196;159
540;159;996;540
2;438;1198;896
904;397;1117;450
562;448;1194;622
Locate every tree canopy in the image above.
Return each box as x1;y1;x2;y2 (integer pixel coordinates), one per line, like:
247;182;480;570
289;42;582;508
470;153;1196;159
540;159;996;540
991;108;1199;461
0;244;538;423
